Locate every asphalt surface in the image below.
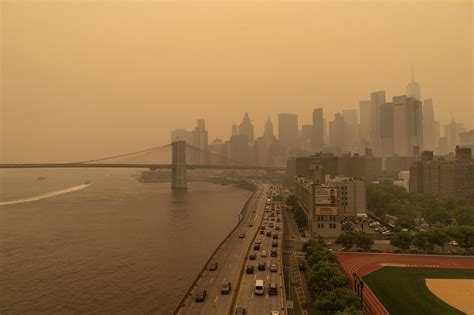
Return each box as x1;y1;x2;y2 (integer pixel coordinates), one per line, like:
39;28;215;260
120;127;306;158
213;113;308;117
282;206;313;315
233;197;286;314
176;183;268;315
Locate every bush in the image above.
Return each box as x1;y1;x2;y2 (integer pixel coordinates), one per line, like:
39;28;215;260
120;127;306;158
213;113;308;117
390;231;412;250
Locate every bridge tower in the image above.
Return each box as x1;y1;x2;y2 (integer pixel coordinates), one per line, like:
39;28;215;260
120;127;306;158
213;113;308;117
172;140;187;190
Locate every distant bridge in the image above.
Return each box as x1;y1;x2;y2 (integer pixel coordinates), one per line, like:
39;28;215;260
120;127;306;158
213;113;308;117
0;141;286;190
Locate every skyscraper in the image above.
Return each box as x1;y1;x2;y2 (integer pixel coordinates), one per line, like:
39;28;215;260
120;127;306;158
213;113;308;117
406;65;421;100
278;113;298;148
379;102;394;157
192;119;209;164
263;115;274;139
423;99;435;150
370;90;386;155
444;117;465;151
171;128;193;143
329;112;345;150
358;100;371;147
342;109;358;153
393;96;423;156
231;123;239;136
312;108;324;152
239;112;254;144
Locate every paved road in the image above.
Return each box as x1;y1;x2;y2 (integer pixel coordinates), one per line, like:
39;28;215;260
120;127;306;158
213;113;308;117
233;197;286;314
282;206;313;315
176;183;268;315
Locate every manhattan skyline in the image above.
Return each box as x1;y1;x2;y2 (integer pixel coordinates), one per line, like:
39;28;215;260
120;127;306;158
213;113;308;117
2;0;472;163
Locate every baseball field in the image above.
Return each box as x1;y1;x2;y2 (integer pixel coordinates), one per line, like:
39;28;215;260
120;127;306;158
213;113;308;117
336;253;474;315
363;267;474;315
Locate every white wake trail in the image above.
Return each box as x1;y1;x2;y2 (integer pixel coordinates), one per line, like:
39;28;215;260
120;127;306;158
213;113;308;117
0;183;91;206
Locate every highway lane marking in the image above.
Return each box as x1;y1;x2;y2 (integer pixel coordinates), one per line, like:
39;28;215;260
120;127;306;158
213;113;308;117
214;296;219;302
210;277;214;283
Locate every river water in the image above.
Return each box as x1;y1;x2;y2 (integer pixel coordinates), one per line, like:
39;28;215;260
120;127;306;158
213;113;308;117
0;169;252;314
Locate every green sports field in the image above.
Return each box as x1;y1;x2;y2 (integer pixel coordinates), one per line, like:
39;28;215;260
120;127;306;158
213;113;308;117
363;267;474;315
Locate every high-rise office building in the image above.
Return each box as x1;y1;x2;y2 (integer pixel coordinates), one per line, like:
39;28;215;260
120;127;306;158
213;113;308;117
239;112;254;144
359;100;371;147
370;90;386;155
312;108;324;152
278;113;298;148
342;109;358;153
444;117;465;152
379;102;395;157
263;115;274;139
406;65;421;100
192;119;209;164
329;113;345;150
393;96;423;156
229;135;250;165
231;123;239;136
423;99;435;151
171;128;193;143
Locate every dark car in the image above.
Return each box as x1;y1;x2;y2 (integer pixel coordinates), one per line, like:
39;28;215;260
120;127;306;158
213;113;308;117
272;241;278;247
221;281;231;294
239;233;245;239
266;231;272;237
195;290;207;302
254;244;261;250
246;265;255;274
235;308;247;315
300;232;306;237
258;261;266;271
208;261;218;271
260;230;265;235
272;234;279;240
270;249;278;257
268;283;278;295
298;263;306;271
249;253;256;260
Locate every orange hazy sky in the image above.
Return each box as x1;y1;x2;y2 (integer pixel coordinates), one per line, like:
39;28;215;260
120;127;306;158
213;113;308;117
1;0;473;162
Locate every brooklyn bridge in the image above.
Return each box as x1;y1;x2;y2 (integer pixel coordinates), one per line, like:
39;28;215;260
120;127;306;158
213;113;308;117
0;141;286;190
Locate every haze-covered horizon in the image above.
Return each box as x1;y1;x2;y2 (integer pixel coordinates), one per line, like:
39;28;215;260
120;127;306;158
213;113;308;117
1;0;473;163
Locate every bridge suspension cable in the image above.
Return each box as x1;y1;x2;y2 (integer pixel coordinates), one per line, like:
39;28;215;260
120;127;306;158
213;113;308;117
69;143;172;164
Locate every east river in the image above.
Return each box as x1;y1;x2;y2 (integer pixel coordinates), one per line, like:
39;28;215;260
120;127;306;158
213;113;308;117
0;169;252;314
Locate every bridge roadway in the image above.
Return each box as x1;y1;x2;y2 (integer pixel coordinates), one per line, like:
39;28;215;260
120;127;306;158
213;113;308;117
0;163;286;171
175;183;269;315
233;198;286;314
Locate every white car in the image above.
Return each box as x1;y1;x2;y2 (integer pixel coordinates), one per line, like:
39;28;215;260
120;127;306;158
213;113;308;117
260;250;267;257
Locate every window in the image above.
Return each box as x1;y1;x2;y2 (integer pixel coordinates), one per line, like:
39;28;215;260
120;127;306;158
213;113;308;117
317;223;325;229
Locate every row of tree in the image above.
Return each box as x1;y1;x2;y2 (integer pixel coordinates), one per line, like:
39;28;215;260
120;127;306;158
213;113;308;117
302;240;363;315
286;195;308;228
367;183;474;228
335;232;375;251
390;225;474;252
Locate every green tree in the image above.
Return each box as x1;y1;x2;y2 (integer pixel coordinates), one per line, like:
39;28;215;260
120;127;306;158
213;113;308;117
427;228;450;251
446;226;474;252
335;306;364;315
314;288;360;315
335;233;357;250
354;232;374;251
307;261;348;295
306;248;336;268
413;231;434;253
390;232;412;250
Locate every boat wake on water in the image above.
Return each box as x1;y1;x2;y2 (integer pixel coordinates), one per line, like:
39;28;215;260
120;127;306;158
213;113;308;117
0;183;91;206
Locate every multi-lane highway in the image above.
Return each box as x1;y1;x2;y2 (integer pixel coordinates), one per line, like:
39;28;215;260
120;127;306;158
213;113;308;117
232;192;286;314
175;183;271;314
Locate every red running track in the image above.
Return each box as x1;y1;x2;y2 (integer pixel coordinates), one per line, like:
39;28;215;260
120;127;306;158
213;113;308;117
336;253;474;315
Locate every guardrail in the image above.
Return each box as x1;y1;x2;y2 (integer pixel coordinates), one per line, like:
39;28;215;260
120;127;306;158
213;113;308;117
173;184;261;315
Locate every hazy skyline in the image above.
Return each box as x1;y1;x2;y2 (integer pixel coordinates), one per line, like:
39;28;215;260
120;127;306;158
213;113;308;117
2;0;473;162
